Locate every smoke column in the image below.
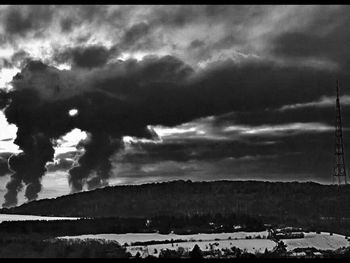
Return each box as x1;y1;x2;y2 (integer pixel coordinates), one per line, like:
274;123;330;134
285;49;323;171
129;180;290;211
3;132;54;207
68;132;124;192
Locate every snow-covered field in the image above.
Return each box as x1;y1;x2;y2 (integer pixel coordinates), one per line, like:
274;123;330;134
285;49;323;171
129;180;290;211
126;238;276;257
0;213;79;223
282;232;350;251
58;230;350;257
58;231;269;245
58;231;273;257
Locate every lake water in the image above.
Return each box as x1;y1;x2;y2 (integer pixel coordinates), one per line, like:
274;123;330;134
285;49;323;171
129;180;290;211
0;213;79;223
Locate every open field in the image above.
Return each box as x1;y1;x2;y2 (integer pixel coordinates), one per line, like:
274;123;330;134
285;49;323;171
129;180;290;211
126;238;276;257
57;230;269;245
58;231;274;257
57;230;350;257
282;232;350;251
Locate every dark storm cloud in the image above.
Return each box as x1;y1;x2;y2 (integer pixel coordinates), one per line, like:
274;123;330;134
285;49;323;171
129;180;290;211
49;5;267;61
72;56;341;129
47;5;110;34
272;6;350;70
0;58;12;69
69;5;110;25
55;5;132;40
117;22;161;53
190;58;342;113
120;22;151;47
136;5;256;57
121;114;333;181
148;5;260;28
188;40;206;50
2;5;350;208
214;107;341;128
10;50;31;68
210;93;350;137
1;6;54;38
0;89;9;109
117;128;337;183
121;139;275;164
0;55;339;119
0;6;321;68
53;45;119;69
150;6;197;27
0;48;346;206
121;130;332;164
0;5;119;48
60;17;75;33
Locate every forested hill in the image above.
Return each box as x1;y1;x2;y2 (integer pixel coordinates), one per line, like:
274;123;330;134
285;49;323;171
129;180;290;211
1;180;350;220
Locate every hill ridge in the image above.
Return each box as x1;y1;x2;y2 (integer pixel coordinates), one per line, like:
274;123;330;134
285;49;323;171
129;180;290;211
0;180;348;220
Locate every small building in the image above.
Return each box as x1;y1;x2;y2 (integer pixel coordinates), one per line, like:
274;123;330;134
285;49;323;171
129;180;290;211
273;226;304;239
233;225;243;230
290;251;306;258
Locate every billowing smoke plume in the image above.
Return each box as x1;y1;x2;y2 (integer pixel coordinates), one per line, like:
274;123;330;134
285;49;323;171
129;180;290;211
69;132;123;192
0;57;192;207
0;63;75;207
0;54;343;207
4;133;54;207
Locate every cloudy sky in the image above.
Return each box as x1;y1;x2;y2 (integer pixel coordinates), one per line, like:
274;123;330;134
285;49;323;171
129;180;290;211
0;5;349;207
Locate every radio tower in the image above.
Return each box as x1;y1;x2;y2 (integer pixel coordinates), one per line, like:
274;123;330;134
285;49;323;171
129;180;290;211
333;80;347;185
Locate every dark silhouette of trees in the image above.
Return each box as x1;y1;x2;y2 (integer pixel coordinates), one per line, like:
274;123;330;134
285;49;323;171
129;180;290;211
3;181;350;223
189;244;203;259
0;212;265;238
0;237;130;258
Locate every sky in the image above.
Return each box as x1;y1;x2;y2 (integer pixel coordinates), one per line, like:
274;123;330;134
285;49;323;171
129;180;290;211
0;5;349;207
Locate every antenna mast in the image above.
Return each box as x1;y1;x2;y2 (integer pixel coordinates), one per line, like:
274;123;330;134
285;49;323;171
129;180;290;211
333;80;347;185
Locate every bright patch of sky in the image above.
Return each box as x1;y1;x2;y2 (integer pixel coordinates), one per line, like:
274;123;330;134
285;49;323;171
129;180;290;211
0;111;19;153
279;95;350;111
0;67;19;90
54;128;87;156
224;122;333;135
